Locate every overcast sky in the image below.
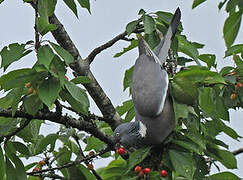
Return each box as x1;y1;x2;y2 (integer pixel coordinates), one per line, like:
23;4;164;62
0;0;242;177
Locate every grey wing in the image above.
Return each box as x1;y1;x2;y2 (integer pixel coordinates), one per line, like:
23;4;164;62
132;54;168;117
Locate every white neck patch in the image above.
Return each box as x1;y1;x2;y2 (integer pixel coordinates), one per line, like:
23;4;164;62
138;121;147;138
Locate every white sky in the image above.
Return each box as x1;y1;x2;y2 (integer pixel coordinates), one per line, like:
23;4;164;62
0;0;242;178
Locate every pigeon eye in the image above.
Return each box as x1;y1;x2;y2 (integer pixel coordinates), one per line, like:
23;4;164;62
116;133;120;137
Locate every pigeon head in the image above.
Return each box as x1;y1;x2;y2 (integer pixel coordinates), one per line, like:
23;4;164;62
113;121;146;149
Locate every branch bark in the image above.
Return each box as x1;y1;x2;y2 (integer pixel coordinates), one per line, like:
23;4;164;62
233;148;243;156
49;14;121;130
0;108;114;148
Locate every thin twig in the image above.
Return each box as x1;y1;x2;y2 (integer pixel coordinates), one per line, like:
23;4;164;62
232;148;243;156
75;138;103;180
33;1;40;51
4;118;32;142
27;147;111;176
86;31;127;64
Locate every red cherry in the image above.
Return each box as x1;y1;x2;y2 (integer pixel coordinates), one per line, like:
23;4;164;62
134;165;142;174
138;170;144;177
33;167;39;172
88;163;94;170
236;82;243;89
160;170;168;177
143;168;151;174
116;147;127;155
64;76;69;81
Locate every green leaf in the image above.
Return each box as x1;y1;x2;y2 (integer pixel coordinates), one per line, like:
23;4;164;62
178;35;200;64
77;0;91;14
37;45;55;69
199;87;216;116
125;106;135;122
206;145;237;169
208;171;240;180
24;95;42;116
144;31;160;50
85;136;106;152
192;0;207;9
218;0;228;10
0;87;24;115
116;99;134;116
12;142;30;156
223;11;242;48
17;119;42;143
49;55;67;85
37;134;58;154
156;10;184;32
50;42;74;65
172;139;201;154
216;97;229;121
0;146;5;178
123;66;134;92
0;43;27;71
100;166;127;179
53;146;71;165
186;131;206;150
38;0;57;17
5;156;17;180
169;150;196;179
127;147;151;172
225;44;243;57
63;0;78;17
171;77;198;105
174;66;226;85
3;71;37;91
143;15;156;34
71;76;92;84
64;81;89;115
78;164;96;180
0;117;18;137
126;20;138;36
114;40;138;58
60;90;88;115
36;17;57;36
38;77;61;107
218;120;241;140
11;87;24;116
198;54;216;69
177;57;194;66
172;100;189;122
192;42;205;49
226;0;239;12
5;143;27;180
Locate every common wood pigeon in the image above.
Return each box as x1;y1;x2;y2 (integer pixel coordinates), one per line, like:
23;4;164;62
113;8;181;149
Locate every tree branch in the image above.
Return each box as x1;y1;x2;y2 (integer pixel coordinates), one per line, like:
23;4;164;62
232;148;243;156
0;108;114;148
85;28;143;64
27;147;110;176
48;14;121;130
86;31;127;64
